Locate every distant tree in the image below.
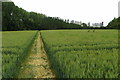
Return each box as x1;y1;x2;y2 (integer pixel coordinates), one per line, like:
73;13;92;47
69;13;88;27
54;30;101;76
88;22;90;27
70;20;74;24
101;22;104;27
81;23;88;29
67;19;69;23
107;17;119;29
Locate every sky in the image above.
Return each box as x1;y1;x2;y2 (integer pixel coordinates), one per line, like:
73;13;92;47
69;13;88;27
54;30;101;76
10;0;119;26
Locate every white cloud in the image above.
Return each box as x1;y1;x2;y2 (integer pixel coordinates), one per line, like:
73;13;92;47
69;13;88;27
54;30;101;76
11;0;119;26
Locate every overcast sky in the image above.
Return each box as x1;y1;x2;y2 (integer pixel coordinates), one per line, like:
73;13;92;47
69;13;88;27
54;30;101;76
10;0;119;26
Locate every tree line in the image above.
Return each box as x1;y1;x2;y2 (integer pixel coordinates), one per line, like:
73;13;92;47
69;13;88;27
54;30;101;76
106;17;120;29
2;2;119;31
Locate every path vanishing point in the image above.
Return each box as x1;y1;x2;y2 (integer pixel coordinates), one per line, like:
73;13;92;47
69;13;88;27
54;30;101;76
17;33;56;78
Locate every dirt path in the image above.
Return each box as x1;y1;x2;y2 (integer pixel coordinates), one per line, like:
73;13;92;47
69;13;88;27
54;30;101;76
17;33;56;78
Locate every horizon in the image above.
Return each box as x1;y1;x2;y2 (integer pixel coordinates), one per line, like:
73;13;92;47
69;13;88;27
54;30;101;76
3;0;120;26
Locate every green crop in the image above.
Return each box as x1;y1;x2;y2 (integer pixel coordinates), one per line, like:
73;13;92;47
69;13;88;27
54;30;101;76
40;29;118;78
2;31;38;78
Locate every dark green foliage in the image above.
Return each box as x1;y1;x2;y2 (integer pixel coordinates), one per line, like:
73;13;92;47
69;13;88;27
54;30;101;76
107;17;120;29
2;2;46;31
2;2;84;31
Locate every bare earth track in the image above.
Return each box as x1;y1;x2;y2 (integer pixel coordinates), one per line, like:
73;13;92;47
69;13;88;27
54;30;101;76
17;33;55;78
